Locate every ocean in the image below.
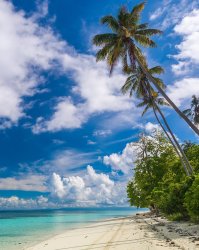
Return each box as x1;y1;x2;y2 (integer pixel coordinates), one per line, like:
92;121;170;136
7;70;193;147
0;207;148;250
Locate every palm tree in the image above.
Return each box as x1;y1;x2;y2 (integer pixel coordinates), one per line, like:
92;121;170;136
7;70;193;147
121;66;165;98
122;65;192;175
183;95;199;127
137;95;192;175
93;2;199;136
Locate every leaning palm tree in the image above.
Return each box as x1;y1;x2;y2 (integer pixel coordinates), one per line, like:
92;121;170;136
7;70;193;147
137;94;192;175
121;66;165;98
122;65;192;175
93;2;199;136
183;95;199;127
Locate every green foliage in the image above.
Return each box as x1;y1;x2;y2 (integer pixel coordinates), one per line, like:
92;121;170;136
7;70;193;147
183;142;199;172
184;174;199;222
167;213;185;221
127;131;199;222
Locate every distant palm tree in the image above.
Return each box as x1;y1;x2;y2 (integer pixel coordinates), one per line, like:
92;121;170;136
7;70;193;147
93;2;199;136
122;65;192;175
183;95;199;127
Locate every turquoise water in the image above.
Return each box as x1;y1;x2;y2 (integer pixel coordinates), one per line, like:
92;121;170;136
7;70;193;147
0;207;148;250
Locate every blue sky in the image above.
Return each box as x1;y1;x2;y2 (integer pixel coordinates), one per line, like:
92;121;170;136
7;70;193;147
0;0;199;209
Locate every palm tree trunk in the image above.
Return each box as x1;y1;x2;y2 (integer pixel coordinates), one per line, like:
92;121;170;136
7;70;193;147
132;50;199;136
152;105;190;175
143;79;192;175
155;104;193;175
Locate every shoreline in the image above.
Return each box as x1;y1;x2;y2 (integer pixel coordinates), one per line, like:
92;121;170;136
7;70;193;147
26;212;199;250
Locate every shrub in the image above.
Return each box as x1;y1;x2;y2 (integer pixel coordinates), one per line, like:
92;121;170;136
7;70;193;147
184;174;199;222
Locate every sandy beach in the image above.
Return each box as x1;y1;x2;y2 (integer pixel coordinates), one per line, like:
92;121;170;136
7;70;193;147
26;213;199;250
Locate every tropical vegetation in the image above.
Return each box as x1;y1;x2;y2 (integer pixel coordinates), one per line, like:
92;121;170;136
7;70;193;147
93;2;199;222
127;131;199;222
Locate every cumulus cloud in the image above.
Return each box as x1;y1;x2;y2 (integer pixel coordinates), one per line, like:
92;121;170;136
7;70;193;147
0;0;70;127
167;78;199;107
104;143;137;175
33;98;86;133
33;54;133;132
172;9;199;75
49;165;127;206
0;164;128;208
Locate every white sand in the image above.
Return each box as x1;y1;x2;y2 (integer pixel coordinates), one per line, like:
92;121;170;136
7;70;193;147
26;213;199;250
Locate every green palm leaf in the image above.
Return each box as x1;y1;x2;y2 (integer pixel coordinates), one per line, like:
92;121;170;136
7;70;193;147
131;2;146;18
100;16;119;32
149;66;164;75
93;34;117;46
95;43;114;61
136;29;162;36
134;34;157;47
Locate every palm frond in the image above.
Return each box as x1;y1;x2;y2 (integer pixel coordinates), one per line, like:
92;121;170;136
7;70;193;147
134;45;147;67
136;28;162;36
156;98;170;106
131;2;146;18
107;42;123;74
121;76;136;94
152;77;166;89
95;43;114;61
149;66;164;75
118;6;129;26
137;23;148;30
142;105;150;116
183;108;192;116
137;100;147;107
93;33;117;46
100;15;119;32
134;34;157;47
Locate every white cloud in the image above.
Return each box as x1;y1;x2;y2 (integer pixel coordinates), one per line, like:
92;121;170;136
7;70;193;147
93;129;112;137
172;9;199;75
0;0;137;132
0;196;49;210
144;122;160;133
33;54;133;132
150;0;199;29
33;98;86;133
0;175;47;192
167;78;199;107
87;140;96;145
0;0;69;127
104;143;137;175
0;164;128;208
49;165;127;206
24;149;99;176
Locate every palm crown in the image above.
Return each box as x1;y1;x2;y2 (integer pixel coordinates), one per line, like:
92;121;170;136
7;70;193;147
121;65;165;98
183;95;199;126
93;2;162;74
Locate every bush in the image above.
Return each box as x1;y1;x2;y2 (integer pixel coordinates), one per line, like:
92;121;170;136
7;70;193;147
184;174;199;222
168;212;185;221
